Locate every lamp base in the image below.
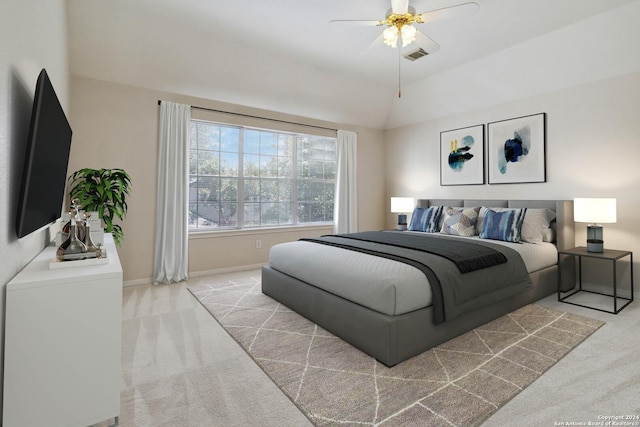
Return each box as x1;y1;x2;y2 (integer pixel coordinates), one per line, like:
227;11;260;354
397;214;407;231
586;224;604;252
587;240;604;253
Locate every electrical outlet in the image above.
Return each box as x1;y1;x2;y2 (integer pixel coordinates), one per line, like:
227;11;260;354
255;239;262;249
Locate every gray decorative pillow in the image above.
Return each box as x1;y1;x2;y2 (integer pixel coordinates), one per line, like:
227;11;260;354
440;206;481;237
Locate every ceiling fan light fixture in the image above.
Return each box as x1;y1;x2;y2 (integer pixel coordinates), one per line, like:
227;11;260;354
330;0;480;96
383;23;416;48
400;24;416;46
383;26;399;47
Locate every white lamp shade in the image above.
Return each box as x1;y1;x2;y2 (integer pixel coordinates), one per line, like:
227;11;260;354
391;197;415;213
574;198;617;224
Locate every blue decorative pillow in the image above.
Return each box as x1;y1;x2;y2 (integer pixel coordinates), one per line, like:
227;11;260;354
408;206;443;232
480;208;528;243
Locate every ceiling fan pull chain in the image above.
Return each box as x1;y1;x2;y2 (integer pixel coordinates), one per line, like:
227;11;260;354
398;46;402;98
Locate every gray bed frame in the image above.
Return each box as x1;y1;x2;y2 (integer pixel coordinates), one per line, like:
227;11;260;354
262;199;575;367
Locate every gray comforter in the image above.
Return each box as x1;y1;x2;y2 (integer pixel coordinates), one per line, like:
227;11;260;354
302;232;532;324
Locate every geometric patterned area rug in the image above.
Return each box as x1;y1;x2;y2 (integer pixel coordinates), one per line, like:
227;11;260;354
188;276;604;427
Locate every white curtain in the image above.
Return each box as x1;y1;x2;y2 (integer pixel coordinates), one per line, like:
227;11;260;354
153;101;191;284
334;130;357;233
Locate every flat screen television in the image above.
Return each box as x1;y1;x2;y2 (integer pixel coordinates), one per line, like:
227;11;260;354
15;68;73;238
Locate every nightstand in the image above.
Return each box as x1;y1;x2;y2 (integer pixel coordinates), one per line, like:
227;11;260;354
557;247;633;314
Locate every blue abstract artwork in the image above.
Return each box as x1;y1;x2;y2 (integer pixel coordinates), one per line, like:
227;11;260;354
498;125;531;174
488;113;546;184
440;125;484;186
448;135;475;171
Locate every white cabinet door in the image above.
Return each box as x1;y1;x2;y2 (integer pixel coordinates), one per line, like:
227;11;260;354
3;235;122;427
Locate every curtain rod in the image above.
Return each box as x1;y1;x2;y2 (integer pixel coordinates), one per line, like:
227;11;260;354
157;100;338;133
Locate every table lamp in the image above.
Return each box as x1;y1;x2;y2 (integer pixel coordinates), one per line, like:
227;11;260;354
391;197;415;231
573;198;616;253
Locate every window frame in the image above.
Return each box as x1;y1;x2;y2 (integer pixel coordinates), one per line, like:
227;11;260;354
188;119;336;233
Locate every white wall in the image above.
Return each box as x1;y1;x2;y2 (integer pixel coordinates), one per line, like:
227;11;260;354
0;0;69;416
385;71;640;289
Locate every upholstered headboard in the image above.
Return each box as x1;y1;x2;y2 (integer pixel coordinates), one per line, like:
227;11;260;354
416;199;575;290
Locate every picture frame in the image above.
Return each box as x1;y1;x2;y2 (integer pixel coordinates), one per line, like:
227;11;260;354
488;113;546;184
440;124;485;186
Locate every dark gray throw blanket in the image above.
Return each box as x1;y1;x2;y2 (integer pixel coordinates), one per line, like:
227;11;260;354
301;231;532;324
331;231;507;273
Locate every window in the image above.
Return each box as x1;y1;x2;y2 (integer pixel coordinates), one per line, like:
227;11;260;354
189;120;336;231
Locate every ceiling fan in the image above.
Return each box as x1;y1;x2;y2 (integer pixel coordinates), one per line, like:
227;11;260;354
331;0;479;53
330;0;479;96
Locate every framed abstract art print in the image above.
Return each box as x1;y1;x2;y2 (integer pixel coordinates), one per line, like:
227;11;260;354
488;113;546;184
440;124;485;186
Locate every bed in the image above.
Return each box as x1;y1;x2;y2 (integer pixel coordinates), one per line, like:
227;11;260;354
262;199;575;367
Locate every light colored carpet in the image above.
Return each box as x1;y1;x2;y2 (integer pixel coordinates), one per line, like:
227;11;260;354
188;279;604;426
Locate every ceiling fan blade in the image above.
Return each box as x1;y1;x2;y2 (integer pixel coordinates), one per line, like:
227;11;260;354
419;2;479;23
391;0;409;14
329;19;382;26
411;30;440;54
361;33;386;55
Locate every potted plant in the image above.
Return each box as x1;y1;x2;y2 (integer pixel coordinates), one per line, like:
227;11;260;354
68;168;132;246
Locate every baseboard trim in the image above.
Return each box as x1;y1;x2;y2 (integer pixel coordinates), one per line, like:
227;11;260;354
122;263;266;288
188;263;266;279
123;278;154;287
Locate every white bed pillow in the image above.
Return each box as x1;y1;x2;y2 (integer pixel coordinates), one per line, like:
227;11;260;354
541;227;555;243
521;208;556;243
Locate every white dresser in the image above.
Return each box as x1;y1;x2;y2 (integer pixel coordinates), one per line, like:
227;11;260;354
3;234;122;427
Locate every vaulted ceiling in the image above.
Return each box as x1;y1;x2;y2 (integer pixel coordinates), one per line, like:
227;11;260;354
67;0;640;129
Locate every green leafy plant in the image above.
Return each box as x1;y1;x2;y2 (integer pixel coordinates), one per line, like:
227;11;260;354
68;168;132;246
